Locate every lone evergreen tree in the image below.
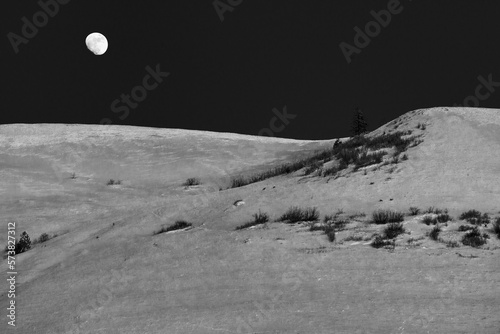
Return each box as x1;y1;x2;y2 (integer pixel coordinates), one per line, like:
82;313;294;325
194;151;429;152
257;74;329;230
15;231;31;254
351;107;368;136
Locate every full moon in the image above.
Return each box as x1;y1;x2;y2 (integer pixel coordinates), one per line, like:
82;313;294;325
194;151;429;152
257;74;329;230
85;32;108;56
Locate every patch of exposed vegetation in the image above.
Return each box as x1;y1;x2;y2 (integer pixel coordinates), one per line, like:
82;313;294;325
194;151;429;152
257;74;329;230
304;161;323;175
417;123;427;130
330;131;418;174
444;240;460;248
437;213;452;223
383;223;406;239
229;154;330;188
461;226;488;248
459;210;490;226
230;176;247;188
429;225;441;241
309;223;327;232
408;206;421;216
493;218;500;239
371;210;405;224
228;131;422;188
321;162;347;177
336;131;416;153
323;214;349;231
236;211;269;230
38;233;50;243
424;207;447;214
422;215;438;225
325;225;336;242
458;225;475;232
32;232;56;245
154;221;192;235
459;209;481;220
371;221;405;249
107;179;121;185
371;235;394;249
344;235;364;242
407;236;425;245
353;151;387;170
309;215;350;242
278;207;319;224
183;178;201;186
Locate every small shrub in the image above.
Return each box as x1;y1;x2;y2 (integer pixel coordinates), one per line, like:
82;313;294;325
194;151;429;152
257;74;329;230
383;223;405;239
344;235;363;242
459;209;482;221
425;207;446;214
401;154;408;161
371;210;405;224
253;211;269;224
354;151;386;169
230;176;247;188
323;214;348;229
332;219;349;231
322;164;344;177
323;214;335;223
437;213;452;223
429;225;441;241
371;235;393;249
278;207;319;224
279;206;305;223
458;225;475;232
325;225;336;242
183;178;201;186
493;218;500;239
155;221;192;235
38;233;50;243
445;240;460;248
459;210;490;226
461;227;487;247
236;211;269;230
70;173;76;179
422;216;438;225
408;207;420;216
477;213;490;226
481;213;490;225
337;148;360;165
302;207;320;221
304;161;323;175
107;179;121;185
167;220;191;232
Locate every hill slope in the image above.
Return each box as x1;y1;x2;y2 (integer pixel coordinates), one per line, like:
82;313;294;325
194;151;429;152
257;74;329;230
1;107;499;334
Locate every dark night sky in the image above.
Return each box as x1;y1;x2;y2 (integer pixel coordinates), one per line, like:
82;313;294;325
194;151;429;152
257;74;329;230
2;1;500;139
